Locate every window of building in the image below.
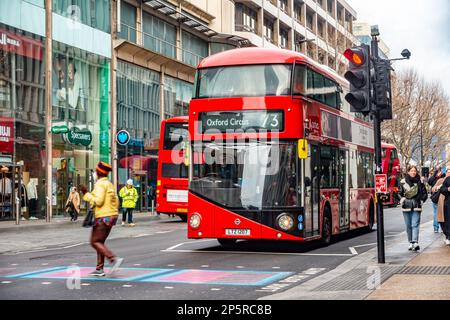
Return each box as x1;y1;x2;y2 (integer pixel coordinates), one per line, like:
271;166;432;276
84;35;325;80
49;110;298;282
317;20;325;38
164;76;193;119
116;60;160;140
142;12;176;59
117;1;136;43
182;31;208;67
235;3;257;33
263;18;274;43
280;0;288;13
327;0;334;15
294;1;303;23
210;43;236;55
53;0;111;33
306;10;314;31
280;28;289;49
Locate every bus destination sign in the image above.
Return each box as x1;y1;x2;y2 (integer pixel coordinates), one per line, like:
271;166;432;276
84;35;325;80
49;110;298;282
199;110;284;133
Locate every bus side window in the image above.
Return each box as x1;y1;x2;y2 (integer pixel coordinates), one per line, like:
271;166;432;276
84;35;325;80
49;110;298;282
293;65;307;96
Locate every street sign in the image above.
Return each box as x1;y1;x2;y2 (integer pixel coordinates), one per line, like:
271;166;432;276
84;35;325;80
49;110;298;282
64;127;92;147
116;129;131;146
375;174;388;193
51;125;69;134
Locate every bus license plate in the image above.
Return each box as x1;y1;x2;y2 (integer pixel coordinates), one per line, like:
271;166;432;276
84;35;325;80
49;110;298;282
225;229;251;236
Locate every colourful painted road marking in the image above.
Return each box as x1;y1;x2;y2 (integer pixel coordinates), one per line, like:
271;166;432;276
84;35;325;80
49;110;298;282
2;267;292;286
140;269;293;286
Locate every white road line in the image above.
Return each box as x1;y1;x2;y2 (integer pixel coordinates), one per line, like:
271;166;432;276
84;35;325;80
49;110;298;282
41;263;49;266
165;286;174;289
211;288;221;291
1;281;12;284
81;283;90;286
236;266;245;269
122;285;133;288
167;264;175;267
10;263;18;266
165;239;216;251
201;265;209;268
133;264;142;266
272;267;281;269
156;231;173;234
162;249;355;257
63;243;87;249
132;234;152;238
41;282;52;285
349;247;358;255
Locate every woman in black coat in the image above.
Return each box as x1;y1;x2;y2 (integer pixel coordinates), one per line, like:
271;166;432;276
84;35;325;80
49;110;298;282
439;175;450;245
398;165;428;251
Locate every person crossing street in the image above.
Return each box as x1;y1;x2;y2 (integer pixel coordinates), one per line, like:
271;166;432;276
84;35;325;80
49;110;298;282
80;162;124;277
119;179;139;227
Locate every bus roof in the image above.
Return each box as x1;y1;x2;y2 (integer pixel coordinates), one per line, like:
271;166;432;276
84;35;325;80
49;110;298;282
164;116;188;123
382;143;397;149
198;47;348;86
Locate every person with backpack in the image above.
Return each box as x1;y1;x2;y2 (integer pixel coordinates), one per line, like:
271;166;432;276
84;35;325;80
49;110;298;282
119;179;139;227
429;167;446;233
398;165;428;251
437;168;450;245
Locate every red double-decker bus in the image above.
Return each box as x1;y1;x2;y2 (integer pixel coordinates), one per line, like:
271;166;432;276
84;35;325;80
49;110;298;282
187;48;376;246
381;143;400;207
156;116;189;221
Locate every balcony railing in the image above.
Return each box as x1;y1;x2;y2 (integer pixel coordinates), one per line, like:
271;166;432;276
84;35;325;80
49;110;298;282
117;23;205;67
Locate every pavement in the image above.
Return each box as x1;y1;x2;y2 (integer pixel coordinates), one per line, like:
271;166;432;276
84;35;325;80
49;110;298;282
260;219;450;300
0;212;181;255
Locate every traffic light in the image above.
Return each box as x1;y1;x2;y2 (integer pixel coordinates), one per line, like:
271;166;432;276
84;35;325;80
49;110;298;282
343;44;372;115
373;59;393;120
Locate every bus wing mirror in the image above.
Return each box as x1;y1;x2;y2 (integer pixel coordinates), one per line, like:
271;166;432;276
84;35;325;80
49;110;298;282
298;139;308;159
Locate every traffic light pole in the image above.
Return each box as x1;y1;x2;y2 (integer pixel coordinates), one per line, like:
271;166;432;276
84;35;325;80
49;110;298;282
371;35;386;264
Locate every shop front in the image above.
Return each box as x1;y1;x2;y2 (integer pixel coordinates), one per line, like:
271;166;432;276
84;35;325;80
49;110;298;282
0;24;46;221
51;41;110;216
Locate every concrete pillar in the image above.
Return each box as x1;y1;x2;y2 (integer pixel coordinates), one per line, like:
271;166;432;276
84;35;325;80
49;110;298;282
111;0;118;188
160;68;165;121
136;4;143;46
45;0;53;222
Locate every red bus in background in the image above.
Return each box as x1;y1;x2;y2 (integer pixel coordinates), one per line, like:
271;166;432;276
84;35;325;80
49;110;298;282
187;48;376;247
381;143;401;207
156;117;189;221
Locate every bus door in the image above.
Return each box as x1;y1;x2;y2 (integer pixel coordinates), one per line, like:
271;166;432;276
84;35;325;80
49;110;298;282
303;144;321;237
338;149;350;230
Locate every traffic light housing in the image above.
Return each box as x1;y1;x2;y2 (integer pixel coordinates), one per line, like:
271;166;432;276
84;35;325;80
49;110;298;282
344;44;372;116
373;59;393;120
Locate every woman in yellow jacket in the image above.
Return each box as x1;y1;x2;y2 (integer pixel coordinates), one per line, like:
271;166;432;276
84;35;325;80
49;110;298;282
119;179;139;226
80;162;123;277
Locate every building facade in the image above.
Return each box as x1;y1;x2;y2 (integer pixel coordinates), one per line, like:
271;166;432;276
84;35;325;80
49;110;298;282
353;22;390;59
0;0;112;220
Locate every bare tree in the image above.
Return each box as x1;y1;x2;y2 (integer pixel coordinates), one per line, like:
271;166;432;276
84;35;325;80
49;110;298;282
381;68;450;170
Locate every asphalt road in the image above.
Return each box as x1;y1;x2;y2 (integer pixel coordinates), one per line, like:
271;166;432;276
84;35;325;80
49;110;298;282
0;203;435;300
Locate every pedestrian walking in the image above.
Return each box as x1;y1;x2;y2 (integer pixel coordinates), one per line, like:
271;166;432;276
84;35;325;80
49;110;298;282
429;166;445;233
398;165;428;251
65;186;80;221
80;162;123;277
438;168;450;245
119;179;139;227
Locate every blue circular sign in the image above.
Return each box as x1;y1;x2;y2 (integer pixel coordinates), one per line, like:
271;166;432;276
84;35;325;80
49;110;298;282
116;130;131;146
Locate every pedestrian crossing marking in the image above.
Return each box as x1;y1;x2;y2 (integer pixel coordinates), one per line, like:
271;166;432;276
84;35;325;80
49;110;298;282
2;266;293;287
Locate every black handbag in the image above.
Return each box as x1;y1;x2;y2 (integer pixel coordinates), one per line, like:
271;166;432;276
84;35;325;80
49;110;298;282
82;210;94;228
431;191;440;204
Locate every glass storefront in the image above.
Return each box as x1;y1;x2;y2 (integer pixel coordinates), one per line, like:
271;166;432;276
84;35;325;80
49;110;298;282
51;41;110;216
116;60;160;211
53;0;111;33
0;23;46;220
164;76;193;119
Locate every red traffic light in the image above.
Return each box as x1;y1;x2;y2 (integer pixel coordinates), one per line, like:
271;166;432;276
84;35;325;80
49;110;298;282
344;48;365;66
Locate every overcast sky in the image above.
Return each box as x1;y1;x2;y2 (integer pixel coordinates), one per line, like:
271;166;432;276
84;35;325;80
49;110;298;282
346;0;450;97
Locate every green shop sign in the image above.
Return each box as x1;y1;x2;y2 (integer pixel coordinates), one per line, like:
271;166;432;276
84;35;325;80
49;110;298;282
51;125;69;134
64;128;92;147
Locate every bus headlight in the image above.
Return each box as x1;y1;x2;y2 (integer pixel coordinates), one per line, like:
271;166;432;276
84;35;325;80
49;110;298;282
190;213;201;229
277;213;294;231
